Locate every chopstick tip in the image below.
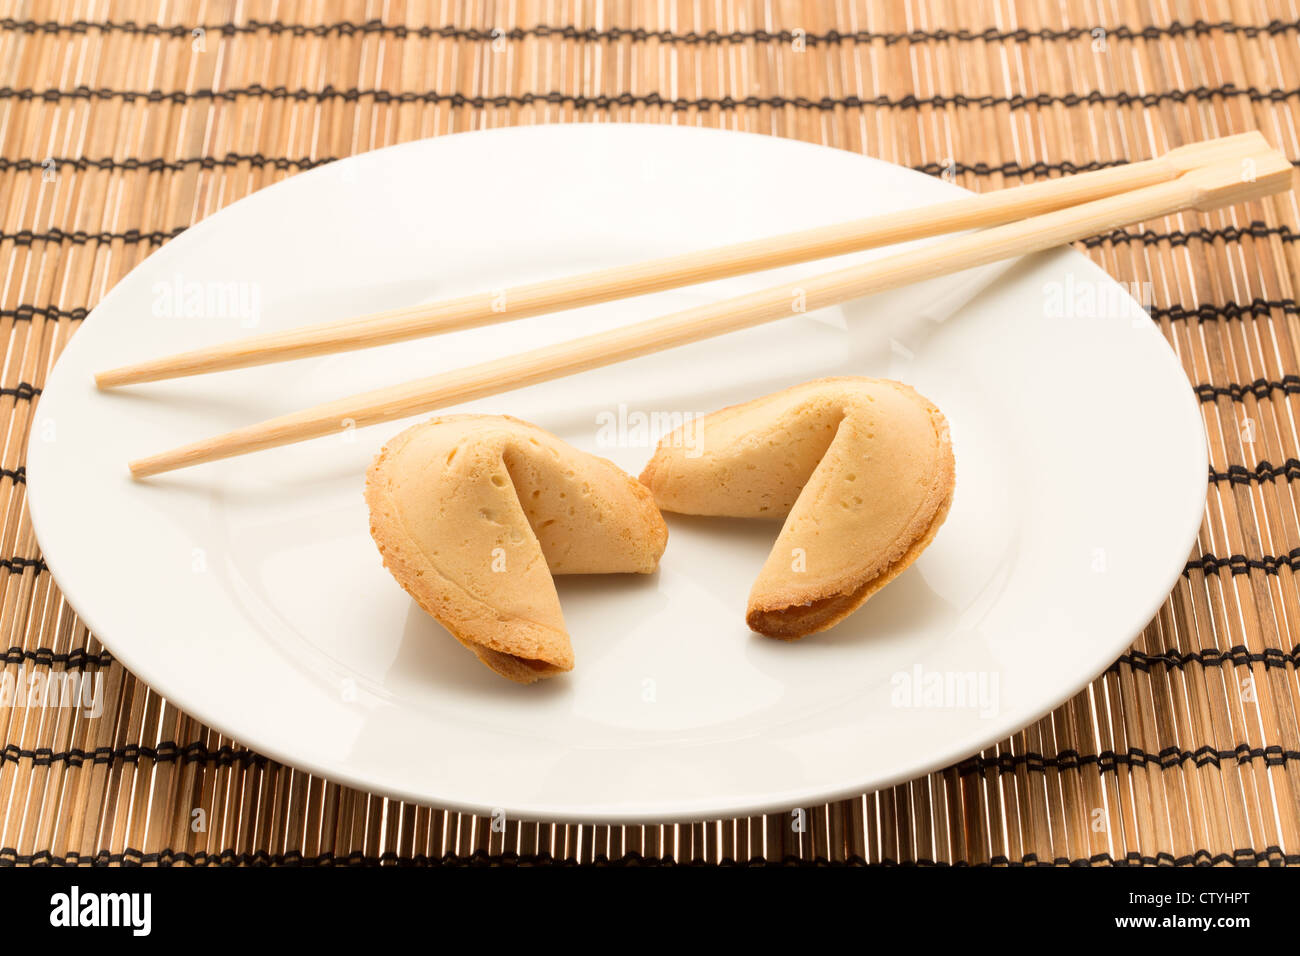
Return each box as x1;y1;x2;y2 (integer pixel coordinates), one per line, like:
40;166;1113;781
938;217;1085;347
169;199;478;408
96;368;127;389
128;456;162;480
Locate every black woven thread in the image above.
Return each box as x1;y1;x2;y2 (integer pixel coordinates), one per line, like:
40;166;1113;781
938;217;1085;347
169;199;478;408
1;645;110;667
1151;298;1299;324
2;17;1298;46
1;556;53;577
1082;222;1297;249
1185;550;1300;575
1120;643;1299;671
1194;375;1300;403
1209;459;1300;484
0;382;40;401
6;83;1300;112
0;154;335;173
0;741;268;770
0;305;88;323
955;743;1300;775
3;226;186;246
916;158;1129;176
0;556;46;574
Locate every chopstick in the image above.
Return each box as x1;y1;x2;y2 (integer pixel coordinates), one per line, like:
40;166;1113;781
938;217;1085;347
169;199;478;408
98;132;1270;388
128;146;1294;478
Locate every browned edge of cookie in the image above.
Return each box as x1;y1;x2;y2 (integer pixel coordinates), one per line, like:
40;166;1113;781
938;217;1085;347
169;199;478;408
745;488;954;639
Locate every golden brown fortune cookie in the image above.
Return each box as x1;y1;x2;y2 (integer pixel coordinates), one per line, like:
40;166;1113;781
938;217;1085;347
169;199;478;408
640;377;954;639
366;415;668;683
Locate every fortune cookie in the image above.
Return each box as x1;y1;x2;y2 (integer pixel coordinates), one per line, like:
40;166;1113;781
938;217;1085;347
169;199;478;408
366;415;668;682
640;377;954;639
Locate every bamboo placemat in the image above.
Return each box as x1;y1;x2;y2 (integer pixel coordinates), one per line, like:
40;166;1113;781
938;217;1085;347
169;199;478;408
2;0;1299;866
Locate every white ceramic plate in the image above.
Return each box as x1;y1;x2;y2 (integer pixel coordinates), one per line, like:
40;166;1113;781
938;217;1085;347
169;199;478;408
27;124;1206;823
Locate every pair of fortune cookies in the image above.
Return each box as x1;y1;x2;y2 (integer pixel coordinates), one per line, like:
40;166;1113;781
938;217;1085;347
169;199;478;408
366;378;955;683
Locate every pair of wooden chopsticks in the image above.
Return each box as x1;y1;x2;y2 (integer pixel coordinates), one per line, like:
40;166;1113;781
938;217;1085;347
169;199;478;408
107;132;1294;478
